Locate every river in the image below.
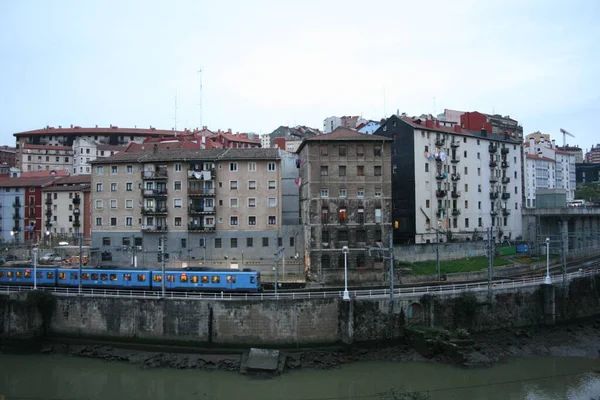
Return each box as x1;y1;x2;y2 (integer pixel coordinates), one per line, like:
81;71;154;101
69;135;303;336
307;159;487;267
1;354;600;400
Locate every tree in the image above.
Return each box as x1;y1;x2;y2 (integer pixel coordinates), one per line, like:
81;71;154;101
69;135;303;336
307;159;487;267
379;387;430;400
575;183;600;203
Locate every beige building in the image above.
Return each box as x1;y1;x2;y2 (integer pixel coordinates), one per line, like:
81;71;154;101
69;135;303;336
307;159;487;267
297;128;393;282
90;147;297;270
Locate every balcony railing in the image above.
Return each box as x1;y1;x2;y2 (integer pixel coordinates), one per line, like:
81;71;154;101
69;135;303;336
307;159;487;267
502;208;511;216
502;177;511;184
141;225;168;232
188;188;216;196
189;206;216;214
450;155;461;163
450;140;460;148
187;169;215;180
489;176;498;183
451;190;461;198
142;189;168;197
501;193;511;200
142;170;168;180
501;161;509;169
451;173;461;181
188;224;216;232
452;209;461;216
141;207;168;215
489;161;498;168
435;173;446;180
501;147;509;155
435;190;447;198
435;138;445;147
489;192;499;200
489;144;498;153
490;210;499;217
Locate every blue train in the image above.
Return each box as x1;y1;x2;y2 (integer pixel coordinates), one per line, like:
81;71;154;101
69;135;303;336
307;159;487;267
0;266;262;292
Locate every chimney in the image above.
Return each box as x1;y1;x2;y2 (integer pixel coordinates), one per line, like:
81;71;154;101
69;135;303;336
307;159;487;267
552;139;556;148
58;125;62;129
481;127;487;137
529;138;535;154
95;125;98;128
453;125;461;133
425;120;434;128
228;128;232;134
435;120;440;127
70;124;73;129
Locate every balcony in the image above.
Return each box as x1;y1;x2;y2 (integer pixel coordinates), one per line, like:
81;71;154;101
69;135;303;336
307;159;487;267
141;225;168;232
451;173;461;181
188;188;216;196
142;189;168;197
141;207;168;215
502;177;511;184
12;213;21;220
435;155;443;163
501;192;511;200
489;144;498;153
451;155;461;163
188;223;216;232
45;198;52;205
489;176;498;184
189;206;216;214
435;190;447;198
188;169;215;180
502;208;511;216
12;200;21;208
489;192;499;200
435;138;445;147
142;170;168;180
501;161;509;169
435;172;446;180
490;210;499;217
451;208;461;216
451;190;461;198
436;209;445;218
450;140;460;148
489;160;498;168
501;147;509;155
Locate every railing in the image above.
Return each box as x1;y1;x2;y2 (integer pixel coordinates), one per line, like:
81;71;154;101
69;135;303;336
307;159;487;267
142;171;168;180
141;225;168;232
1;269;597;301
189;206;215;214
188;188;215;196
142;189;168;197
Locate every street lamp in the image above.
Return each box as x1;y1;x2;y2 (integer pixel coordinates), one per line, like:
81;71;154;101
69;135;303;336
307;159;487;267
342;246;350;301
32;247;38;290
545;237;552;284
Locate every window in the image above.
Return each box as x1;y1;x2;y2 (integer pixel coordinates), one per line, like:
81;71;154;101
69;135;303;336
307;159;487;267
464;184;468;193
248;216;257;225
464;167;468;175
215;238;222;248
230;216;238;225
262;237;269;247
175;163;182;172
111;183;117;191
465;200;468;209
289;236;295;247
357;189;365;198
339;188;347;198
110;199;117;209
268;197;276;207
267;162;276;171
248;180;257;190
248;198;256;208
95;217;102;226
357;230;366;243
231;238;238;248
230;162;238;171
95;199;103;209
356;145;364;156
268;180;276;189
247;238;253;247
96;166;104;175
426;199;430;208
477;168;481;176
230;198;238;208
374;146;382;156
375;208;382;223
478;184;482;193
103;237;111;246
478;201;481;209
322;230;329;243
321;254;331;269
110;217;117;226
174;181;182;191
464;150;467;158
320;166;328;176
339;208;347;223
111;166;118;174
174;217;182;226
465;218;469;228
425;163;429;172
230;181;238;190
268;216;277;225
126;217;133;226
339;166;346;176
127;165;133;174
320;189;329;197
374;188;382;197
338;230;348;241
174;198;182;208
339;146;346;156
248;162;257;172
374;166;382;176
357;166;364;176
126;182;133;191
320;145;328;156
199;238;205;247
96;183;103;192
321;208;329;224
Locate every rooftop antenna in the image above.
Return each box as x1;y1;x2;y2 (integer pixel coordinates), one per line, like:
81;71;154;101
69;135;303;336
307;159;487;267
197;68;203;129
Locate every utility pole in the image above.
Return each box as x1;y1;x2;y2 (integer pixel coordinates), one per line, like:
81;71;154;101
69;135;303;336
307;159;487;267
436;228;440;281
274;247;283;297
487;227;494;300
161;235;166;298
365;229;395;314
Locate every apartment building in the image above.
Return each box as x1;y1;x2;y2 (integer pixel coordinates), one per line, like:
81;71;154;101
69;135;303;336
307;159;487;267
14;125;180;174
90;147;301;268
524;136;577;206
375;115;523;244
297;128;392;281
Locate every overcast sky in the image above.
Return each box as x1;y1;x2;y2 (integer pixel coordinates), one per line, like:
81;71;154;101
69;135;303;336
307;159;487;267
1;0;599;151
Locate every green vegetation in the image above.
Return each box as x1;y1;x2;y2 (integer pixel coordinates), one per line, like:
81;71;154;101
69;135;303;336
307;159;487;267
575;183;600;203
397;255;510;276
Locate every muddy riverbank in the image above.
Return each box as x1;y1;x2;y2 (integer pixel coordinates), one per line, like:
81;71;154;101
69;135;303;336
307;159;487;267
22;318;600;373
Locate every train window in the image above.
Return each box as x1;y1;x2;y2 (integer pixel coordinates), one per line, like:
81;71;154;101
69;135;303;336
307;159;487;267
82;273;90;280
36;272;42;279
7;271;13;278
24;270;31;278
0;271;5;278
190;275;198;283
91;273;99;280
250;276;255;283
180;274;188;283
201;276;209;283
101;274;108;281
226;276;236;283
58;272;67;280
70;273;78;280
124;274;132;281
212;276;220;284
110;274;118;281
16;271;22;278
167;275;175;282
137;274;146;282
153;275;162;282
46;272;54;279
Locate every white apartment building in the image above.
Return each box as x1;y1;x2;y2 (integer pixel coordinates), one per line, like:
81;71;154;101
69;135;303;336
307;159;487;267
260;133;271;148
72;137;123;175
524;136;576;207
376;115;523;244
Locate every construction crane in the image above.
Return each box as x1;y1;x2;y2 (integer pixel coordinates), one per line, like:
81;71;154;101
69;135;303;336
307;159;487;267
560;128;575;148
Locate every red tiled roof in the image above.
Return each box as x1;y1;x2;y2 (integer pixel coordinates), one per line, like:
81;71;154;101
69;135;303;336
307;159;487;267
53;175;92;185
14;126;182;137
210;132;261;144
399;116;478;136
97;144;126;152
20;170;69;177
23;144;72;151
0;176;63;187
124;141;202;153
554;149;573;155
525;154;555;162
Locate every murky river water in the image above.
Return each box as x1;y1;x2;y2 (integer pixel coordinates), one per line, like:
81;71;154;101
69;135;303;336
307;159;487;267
1;354;600;400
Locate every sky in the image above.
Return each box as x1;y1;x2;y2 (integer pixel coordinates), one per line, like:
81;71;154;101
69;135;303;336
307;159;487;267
1;0;599;151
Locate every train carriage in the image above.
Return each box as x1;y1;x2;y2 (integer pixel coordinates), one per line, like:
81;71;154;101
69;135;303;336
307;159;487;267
0;267;58;286
149;269;261;292
56;268;152;290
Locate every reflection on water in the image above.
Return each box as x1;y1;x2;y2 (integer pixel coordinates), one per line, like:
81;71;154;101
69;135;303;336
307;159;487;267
1;354;600;400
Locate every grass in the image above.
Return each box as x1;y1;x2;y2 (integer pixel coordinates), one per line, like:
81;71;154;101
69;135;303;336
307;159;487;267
398;255;511;276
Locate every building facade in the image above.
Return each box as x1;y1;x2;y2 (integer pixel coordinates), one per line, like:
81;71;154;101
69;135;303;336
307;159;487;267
576;163;600;185
585;144;600;163
375;115;523;244
297;128;392;281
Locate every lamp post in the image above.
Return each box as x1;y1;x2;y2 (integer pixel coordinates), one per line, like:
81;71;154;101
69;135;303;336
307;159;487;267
73;207;82;294
32;247;38;290
545;237;552;284
435;227;441;281
342;246;350;301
